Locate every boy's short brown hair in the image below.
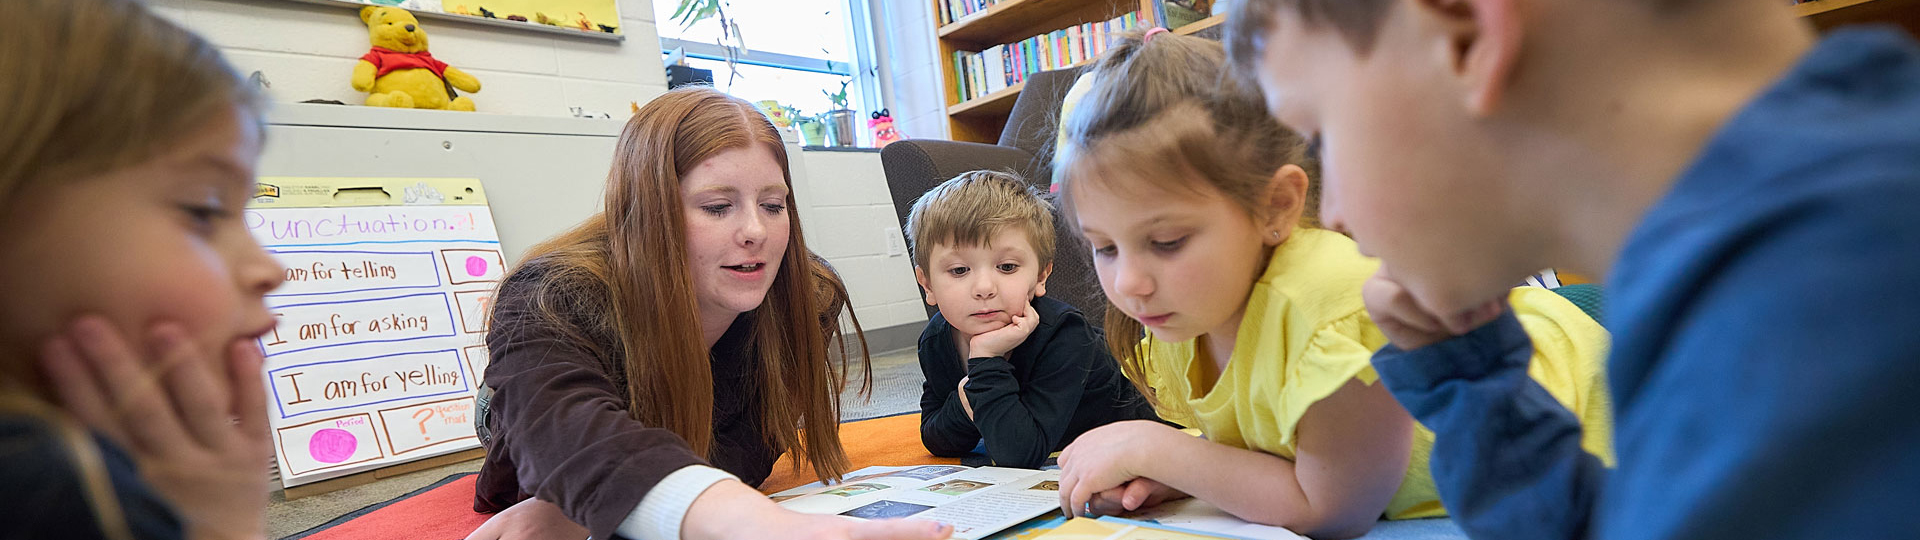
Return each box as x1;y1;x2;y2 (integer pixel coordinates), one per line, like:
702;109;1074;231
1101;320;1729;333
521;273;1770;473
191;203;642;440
905;170;1056;270
1225;0;1392;73
1224;0;1700;73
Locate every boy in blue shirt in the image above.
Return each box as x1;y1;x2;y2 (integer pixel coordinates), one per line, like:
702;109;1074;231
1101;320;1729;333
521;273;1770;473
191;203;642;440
1224;0;1920;539
907;171;1159;468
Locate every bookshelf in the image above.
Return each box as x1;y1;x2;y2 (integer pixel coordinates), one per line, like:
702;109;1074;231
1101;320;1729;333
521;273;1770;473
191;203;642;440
946;57;1096;119
1793;0;1920;34
931;0;1914;143
937;0;1183;143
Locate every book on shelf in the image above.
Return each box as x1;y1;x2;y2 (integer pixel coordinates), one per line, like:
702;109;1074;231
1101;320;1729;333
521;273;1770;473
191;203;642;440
938;0;1015;26
950;11;1151;104
984;44;1008;94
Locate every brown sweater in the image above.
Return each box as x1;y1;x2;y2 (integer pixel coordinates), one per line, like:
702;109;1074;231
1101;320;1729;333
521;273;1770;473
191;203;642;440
473;268;778;540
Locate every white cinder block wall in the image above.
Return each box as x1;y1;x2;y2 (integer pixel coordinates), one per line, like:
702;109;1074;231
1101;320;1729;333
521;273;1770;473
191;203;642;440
797;152;929;335
153;0;928;336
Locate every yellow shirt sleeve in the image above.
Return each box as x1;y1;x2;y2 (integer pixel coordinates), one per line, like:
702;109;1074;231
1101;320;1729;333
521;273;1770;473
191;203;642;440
1238;309;1389;456
1266;311;1391;450
1510;287;1617;466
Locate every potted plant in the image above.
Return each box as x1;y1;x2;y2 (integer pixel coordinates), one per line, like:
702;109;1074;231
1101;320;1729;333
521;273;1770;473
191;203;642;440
796;113;828;146
670;0;745;87
822;79;857;147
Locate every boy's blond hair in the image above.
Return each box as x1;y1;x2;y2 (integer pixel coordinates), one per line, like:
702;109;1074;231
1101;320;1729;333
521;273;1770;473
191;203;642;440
905;170;1056;271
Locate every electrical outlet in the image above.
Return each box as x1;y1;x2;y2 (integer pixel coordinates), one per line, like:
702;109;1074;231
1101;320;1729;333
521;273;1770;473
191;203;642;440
884;227;907;257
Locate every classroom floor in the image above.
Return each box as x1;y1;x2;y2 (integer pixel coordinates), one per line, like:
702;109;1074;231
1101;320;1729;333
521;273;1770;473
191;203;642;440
266;347;928;539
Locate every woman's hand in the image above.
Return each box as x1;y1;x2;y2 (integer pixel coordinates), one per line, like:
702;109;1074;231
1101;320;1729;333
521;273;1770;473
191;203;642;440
465;497;588;540
790;513;958;540
466;479;957;540
39;316;271;540
1056;420;1185;519
688;479;954;540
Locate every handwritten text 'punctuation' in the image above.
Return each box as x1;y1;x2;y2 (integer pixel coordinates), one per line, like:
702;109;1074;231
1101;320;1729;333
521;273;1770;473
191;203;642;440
248;211;481;240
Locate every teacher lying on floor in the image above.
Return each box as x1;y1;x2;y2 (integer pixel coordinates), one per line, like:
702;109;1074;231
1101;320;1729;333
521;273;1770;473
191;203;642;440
465;87;952;540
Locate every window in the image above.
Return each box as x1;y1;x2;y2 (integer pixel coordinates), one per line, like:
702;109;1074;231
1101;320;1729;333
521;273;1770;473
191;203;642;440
656;0;881;136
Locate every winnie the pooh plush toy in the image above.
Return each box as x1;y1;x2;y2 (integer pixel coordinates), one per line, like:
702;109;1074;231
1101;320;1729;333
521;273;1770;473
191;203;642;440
351;6;481;111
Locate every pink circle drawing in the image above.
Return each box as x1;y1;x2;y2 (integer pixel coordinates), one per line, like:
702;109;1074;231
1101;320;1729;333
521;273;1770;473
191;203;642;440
309;429;358;464
465;256;489;277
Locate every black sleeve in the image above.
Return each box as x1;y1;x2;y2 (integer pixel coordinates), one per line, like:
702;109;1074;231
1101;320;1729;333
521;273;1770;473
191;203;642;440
919;347;981;457
964;314;1098;468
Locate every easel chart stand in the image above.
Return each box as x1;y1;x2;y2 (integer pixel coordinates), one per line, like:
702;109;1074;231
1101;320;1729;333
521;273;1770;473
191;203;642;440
248;177;502;488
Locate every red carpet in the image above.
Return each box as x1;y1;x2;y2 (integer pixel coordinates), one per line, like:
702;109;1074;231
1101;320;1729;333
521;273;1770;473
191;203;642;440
285;412;953;540
285;473;489;540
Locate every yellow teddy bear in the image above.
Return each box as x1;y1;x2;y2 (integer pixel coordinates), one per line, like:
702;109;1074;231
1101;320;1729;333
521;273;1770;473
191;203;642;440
351;6;481;111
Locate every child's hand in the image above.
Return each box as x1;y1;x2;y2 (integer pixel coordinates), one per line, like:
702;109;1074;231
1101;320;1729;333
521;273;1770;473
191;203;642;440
466;497;588;540
967;302;1039;360
1089;478;1188;516
1056;420;1181;518
1362;269;1506;350
39;316;271;540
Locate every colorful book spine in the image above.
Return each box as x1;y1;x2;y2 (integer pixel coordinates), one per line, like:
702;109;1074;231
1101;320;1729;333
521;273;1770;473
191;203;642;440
1068;25;1082;65
1006;42;1018;86
983;45;1006;94
952;51;965;103
1059;29;1075;67
971;53;986;98
1022;39;1036;78
954;9;1159;102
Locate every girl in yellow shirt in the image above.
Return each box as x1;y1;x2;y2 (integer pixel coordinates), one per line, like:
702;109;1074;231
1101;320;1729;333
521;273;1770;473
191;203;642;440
1050;30;1614;538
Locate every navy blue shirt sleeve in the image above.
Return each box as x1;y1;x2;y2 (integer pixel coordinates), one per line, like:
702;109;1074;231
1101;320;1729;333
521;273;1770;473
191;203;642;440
962;310;1104;468
919;373;982;457
0;416;184;540
1371;311;1605;540
918;317;982;457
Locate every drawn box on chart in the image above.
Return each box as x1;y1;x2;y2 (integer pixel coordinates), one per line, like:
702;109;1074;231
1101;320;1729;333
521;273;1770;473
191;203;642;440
378;396;479;455
453;290;493;334
274;413;385;477
267;349;472;420
440;249;505;285
267;250;442;297
262;292;457;357
462;345;490;385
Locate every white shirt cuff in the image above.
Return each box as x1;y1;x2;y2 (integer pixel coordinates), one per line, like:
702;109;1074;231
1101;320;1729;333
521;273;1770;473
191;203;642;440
614;465;738;540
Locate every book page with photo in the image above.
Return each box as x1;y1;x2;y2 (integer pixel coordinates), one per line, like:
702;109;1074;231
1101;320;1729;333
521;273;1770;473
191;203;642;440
769;464;1062;540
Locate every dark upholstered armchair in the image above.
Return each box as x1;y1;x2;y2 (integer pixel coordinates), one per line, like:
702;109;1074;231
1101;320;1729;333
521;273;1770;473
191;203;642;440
880;67;1107;324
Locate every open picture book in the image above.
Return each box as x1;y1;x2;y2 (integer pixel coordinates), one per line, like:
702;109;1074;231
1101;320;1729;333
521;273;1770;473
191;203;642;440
768;464;1312;540
767;464;1064;540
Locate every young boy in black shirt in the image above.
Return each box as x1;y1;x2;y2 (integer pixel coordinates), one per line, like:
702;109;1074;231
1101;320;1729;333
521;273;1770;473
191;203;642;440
908;171;1158;468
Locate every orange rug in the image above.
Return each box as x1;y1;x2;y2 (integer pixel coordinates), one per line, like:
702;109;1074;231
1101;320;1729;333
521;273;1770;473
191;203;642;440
284;413;953;539
760;412;959;493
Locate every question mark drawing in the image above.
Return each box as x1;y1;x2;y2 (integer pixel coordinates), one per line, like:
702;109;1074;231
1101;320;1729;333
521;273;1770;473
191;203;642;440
413;408;435;435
